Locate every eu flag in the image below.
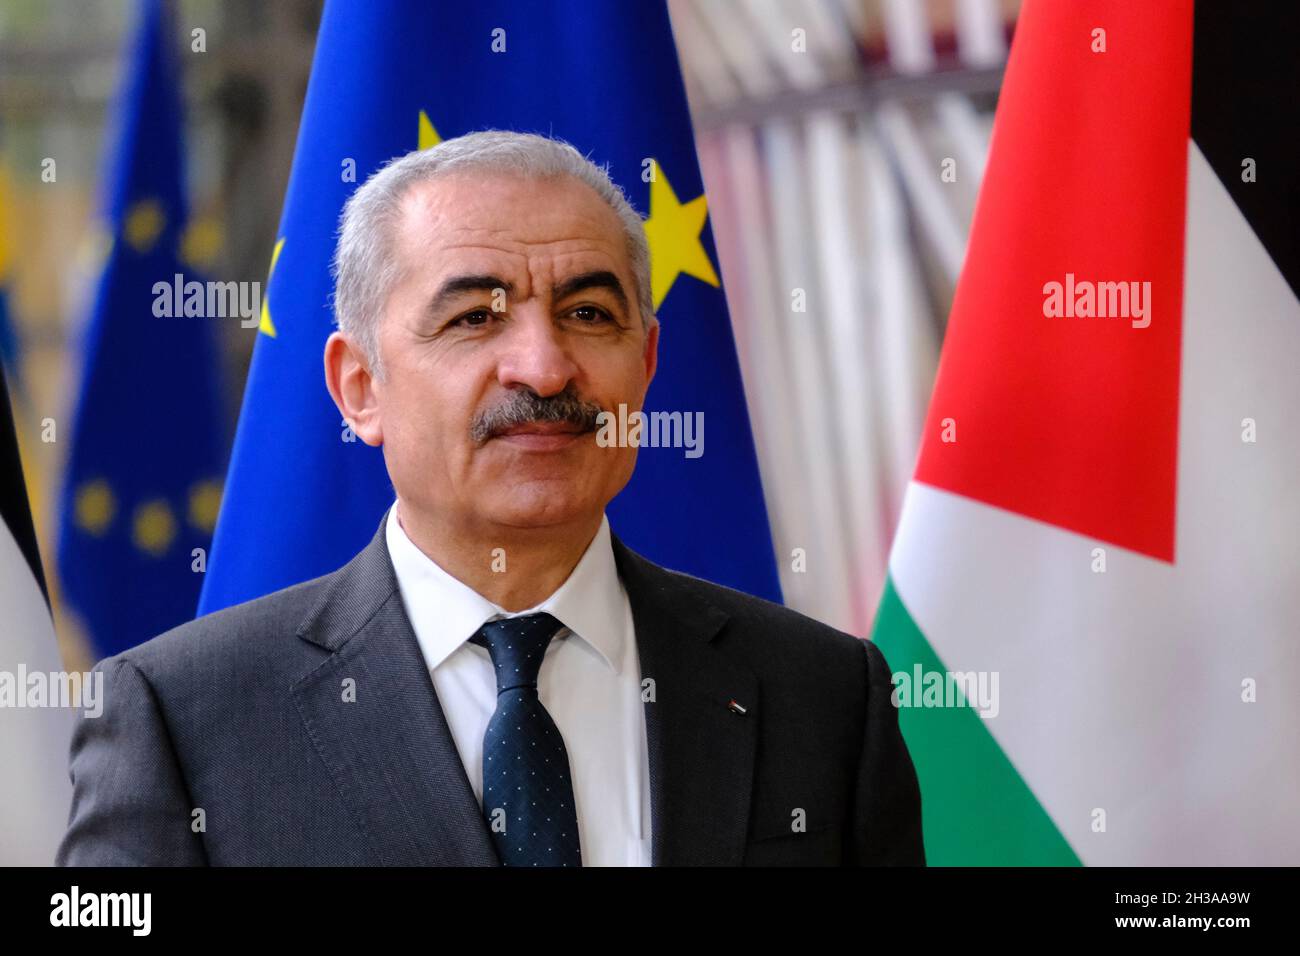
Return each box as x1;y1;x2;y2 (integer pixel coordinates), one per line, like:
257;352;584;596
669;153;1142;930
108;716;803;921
57;0;227;658
200;0;780;612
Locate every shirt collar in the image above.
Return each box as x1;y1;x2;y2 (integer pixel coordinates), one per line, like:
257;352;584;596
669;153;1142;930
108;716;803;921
385;502;628;676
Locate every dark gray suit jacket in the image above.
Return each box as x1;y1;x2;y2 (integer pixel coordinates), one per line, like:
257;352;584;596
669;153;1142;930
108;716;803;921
56;512;925;866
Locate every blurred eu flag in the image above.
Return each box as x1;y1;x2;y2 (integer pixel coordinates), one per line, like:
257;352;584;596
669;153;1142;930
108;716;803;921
57;0;226;658
200;0;780;613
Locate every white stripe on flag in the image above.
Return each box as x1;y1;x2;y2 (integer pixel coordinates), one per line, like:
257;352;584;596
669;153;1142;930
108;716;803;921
0;523;73;865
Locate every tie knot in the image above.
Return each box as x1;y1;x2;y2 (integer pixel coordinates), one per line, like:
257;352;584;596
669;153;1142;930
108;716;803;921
469;612;564;693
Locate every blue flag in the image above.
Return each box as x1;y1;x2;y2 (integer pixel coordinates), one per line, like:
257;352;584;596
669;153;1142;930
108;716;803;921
57;0;227;658
200;0;780;613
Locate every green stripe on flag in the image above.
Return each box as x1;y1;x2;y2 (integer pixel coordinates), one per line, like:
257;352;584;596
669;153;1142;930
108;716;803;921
873;576;1081;865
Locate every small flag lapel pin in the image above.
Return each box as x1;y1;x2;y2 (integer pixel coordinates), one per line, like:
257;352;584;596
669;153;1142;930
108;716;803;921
728;699;747;715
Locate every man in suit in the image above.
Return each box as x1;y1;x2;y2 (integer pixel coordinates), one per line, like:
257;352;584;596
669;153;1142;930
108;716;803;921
57;130;924;866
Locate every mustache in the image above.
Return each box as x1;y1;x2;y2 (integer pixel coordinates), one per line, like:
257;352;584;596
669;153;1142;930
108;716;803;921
469;387;605;443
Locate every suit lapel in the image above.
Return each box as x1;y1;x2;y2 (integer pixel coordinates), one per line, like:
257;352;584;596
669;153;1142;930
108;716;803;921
291;513;498;866
612;535;759;866
289;512;759;867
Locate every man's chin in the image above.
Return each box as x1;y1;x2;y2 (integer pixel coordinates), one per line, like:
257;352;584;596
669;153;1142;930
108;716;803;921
480;499;597;531
471;477;601;528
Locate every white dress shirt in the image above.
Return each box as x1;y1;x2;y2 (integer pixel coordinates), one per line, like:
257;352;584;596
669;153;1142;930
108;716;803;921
385;502;652;866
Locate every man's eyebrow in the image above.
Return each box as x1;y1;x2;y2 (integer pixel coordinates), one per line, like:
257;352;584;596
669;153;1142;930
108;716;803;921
553;270;629;313
427;274;515;317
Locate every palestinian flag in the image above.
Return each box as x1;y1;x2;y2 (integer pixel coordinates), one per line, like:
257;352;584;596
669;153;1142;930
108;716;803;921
872;0;1300;864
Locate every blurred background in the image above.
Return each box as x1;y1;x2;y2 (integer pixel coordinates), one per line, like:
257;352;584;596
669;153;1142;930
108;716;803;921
0;0;1021;668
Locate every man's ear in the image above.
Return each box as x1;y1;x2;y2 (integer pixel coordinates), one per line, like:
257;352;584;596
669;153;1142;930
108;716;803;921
324;331;383;446
642;317;660;391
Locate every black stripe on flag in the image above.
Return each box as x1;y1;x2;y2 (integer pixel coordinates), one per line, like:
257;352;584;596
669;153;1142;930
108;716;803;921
1192;2;1300;302
0;363;49;606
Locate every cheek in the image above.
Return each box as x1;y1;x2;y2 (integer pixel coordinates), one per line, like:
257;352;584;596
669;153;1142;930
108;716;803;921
583;344;652;405
382;370;464;456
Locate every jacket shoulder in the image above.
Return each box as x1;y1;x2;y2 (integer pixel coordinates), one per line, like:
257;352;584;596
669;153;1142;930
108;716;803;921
101;567;341;680
630;553;871;667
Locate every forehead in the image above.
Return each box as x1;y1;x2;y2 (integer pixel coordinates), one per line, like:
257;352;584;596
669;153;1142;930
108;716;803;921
392;170;630;282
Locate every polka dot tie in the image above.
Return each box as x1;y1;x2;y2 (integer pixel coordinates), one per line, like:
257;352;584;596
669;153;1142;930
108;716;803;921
469;612;583;867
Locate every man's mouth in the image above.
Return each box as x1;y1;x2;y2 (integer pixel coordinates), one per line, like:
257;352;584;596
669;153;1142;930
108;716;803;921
492;421;590;450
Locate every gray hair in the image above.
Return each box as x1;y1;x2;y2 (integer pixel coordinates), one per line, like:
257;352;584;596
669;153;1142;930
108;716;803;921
331;129;655;378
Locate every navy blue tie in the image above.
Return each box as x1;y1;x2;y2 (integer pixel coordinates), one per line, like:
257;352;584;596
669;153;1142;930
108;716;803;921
469;612;582;867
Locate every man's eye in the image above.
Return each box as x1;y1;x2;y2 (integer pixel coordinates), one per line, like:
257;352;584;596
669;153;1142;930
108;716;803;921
452;309;494;328
569;305;611;323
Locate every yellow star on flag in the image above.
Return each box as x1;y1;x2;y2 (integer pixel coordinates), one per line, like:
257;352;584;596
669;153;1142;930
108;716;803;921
259;237;285;337
642;160;719;310
419;110;442;150
124;198;166;253
132;499;177;557
74;480;116;536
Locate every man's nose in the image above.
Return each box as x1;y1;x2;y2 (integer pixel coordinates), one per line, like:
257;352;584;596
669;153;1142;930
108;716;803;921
495;305;580;397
